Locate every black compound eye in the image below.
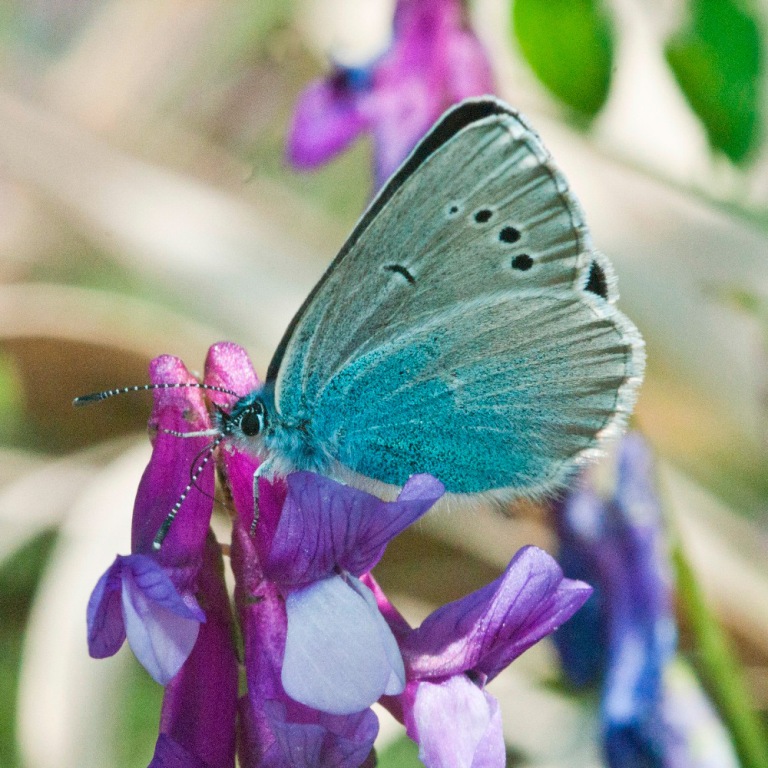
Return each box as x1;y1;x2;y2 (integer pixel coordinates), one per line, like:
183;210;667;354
240;406;264;437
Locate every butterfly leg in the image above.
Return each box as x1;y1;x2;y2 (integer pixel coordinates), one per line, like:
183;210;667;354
249;463;264;536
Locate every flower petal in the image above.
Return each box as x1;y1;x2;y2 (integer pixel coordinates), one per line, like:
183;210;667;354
282;574;404;714
409;677;504;768
286;76;368;169
204;341;261;406
443;29;494;102
121;555;204;684
126;554;205;621
267;473;443;586
86;557;126;658
266;701;379;768
656;659;739;768
148;733;211;768
365;79;439;187
404;546;592;680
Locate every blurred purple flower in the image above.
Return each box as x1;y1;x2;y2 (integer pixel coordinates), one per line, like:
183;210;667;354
367;546;592;768
554;433;739;768
287;0;494;188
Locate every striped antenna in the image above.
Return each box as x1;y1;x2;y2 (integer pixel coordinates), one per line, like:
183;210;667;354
152;434;225;550
73;381;238;407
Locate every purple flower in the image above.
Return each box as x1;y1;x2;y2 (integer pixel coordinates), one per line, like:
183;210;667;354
87;355;217;684
367;546;593;768
231;493;381;768
87;552;206;684
554;433;738;768
268;472;444;713
287;0;494;188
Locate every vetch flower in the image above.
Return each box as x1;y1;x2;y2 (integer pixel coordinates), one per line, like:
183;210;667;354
367;546;593;768
554;433;739;768
230;479;382;768
87;355;217;684
287;0;494;188
266;471;444;714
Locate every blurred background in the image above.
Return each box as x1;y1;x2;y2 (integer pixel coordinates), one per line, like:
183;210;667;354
0;0;767;766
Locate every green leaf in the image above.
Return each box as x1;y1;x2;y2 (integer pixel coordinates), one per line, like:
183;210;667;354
511;0;614;120
665;0;763;163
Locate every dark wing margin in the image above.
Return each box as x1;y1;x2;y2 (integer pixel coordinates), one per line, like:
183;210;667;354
266;97;514;383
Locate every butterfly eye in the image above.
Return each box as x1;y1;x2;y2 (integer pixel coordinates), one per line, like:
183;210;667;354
240;405;266;437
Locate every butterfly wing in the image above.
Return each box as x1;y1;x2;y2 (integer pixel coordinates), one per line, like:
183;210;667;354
267;98;643;497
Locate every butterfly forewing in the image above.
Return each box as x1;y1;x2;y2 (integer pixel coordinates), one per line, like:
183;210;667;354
270;97;643;497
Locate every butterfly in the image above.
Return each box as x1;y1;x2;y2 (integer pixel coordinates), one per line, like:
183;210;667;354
214;96;644;505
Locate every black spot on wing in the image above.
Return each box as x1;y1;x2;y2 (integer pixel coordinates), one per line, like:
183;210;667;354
499;226;521;243
384;264;416;284
512;254;533;271
585;260;608;299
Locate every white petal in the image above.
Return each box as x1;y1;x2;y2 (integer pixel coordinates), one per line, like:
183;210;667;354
283;575;404;714
121;569;199;685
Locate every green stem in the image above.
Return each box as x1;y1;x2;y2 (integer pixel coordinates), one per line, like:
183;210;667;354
673;543;768;768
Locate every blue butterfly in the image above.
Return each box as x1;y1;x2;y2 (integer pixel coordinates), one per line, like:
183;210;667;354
218;97;644;504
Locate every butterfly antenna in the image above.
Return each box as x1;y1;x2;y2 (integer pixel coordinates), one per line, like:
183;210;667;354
188;441;223;503
152;434;225;550
159;426;221;438
73;382;238;407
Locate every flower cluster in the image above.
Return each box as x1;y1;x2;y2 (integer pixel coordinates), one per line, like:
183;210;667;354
553;434;739;768
87;342;591;768
287;0;494;189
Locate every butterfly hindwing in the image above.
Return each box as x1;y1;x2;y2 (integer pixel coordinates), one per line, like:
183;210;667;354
269;98;643;497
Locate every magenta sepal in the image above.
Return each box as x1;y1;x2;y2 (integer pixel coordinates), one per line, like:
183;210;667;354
132;355;216;562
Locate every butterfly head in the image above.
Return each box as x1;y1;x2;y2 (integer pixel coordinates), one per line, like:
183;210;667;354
217;390;270;446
